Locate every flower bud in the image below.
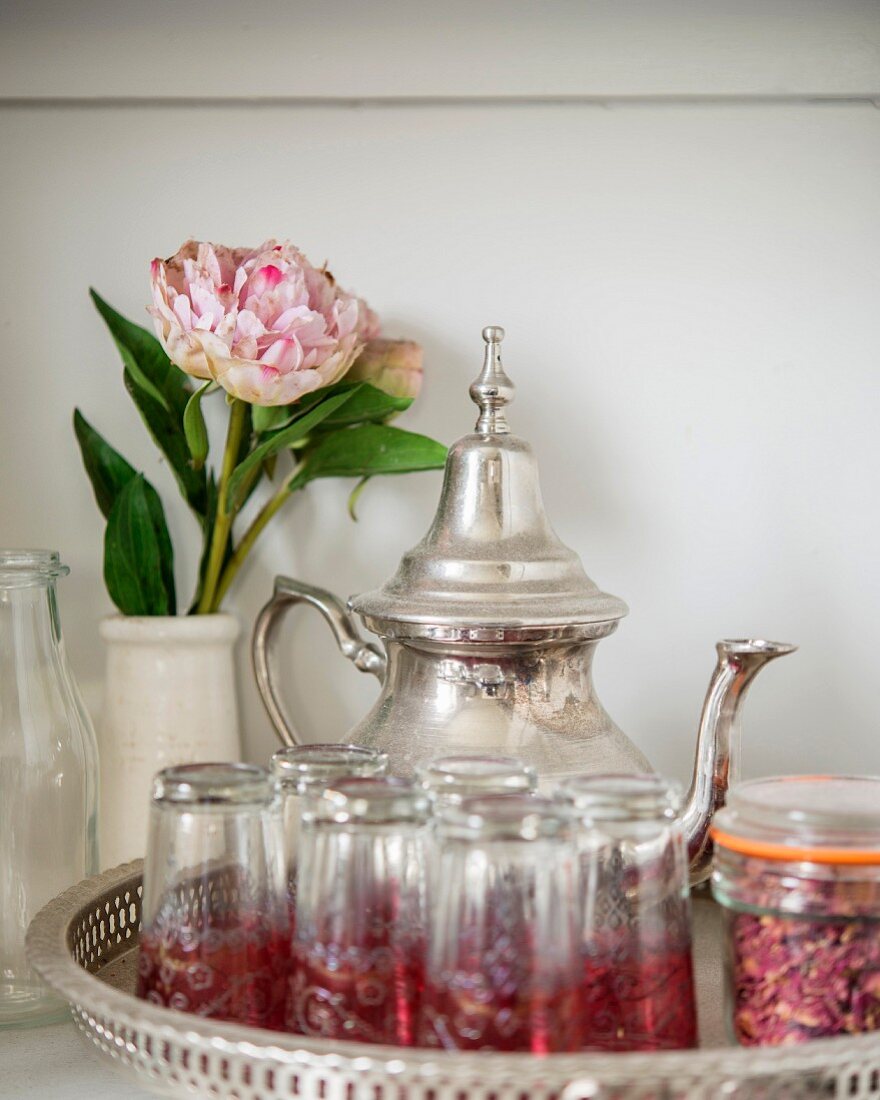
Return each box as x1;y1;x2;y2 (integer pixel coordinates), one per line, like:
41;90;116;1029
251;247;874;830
347;339;424;401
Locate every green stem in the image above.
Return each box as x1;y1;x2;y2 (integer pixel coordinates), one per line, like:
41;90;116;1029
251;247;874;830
211;479;296;610
196;399;248;614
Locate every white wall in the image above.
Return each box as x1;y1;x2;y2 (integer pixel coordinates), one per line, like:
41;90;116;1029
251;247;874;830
1;2;879;787
2;0;879;98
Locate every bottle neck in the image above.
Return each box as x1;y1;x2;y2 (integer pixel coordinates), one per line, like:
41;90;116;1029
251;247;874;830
0;580;64;662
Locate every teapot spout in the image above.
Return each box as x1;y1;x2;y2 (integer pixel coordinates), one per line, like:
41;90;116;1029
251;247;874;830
682;639;796;886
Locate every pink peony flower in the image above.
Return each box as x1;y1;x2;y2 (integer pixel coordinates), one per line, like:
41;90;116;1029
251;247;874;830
346;339;424;402
149;240;370;406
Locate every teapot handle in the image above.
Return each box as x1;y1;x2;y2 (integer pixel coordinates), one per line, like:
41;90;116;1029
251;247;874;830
252;576;387;747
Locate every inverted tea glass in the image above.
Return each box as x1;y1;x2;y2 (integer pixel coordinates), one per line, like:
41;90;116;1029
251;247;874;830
558;773;698;1051
270;743;388;895
289;776;429;1045
137;763;289;1030
417;753;537;809
422;793;584;1053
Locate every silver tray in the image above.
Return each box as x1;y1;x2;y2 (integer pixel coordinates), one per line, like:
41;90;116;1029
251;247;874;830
25;861;880;1099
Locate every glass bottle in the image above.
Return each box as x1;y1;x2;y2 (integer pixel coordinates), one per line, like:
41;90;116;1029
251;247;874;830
0;550;99;1028
558;773;698;1051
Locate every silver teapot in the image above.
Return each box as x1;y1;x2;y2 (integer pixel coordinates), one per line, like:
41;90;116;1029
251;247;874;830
254;326;795;882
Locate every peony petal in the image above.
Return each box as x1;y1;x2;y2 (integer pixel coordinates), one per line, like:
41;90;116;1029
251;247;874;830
259;335;303;374
214;358;324;405
190;285;226;329
356;298;382;341
198;242;223;287
233;265;248;298
172;294;193;330
334;298;359;339
235;335;258;360
214;311;237;346
272;304;317;333
162;327;213;380
234;308;266;341
248;264;284;298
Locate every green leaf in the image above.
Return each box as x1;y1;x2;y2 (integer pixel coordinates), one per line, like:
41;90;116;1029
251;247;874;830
73;409;137;520
295;381;359;410
90;289;188;415
315;383;412;427
298;381;412;427
74;410;176;610
249;383;363;437
143;483;177;614
183;382;213;470
104;475;176;616
91;290;208;520
347;476;370;521
252;404;296;434
288;424;447;491
123;368;209;519
226;386;362;509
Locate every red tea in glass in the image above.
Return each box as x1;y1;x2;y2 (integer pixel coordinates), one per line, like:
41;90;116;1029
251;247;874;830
582;936;697;1050
422;939;583;1053
287;777;429;1046
290;935;424;1045
137;909;289;1030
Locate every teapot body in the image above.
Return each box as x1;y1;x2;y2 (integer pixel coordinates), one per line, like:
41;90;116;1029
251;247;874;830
252;580;651;781
348;632;650;779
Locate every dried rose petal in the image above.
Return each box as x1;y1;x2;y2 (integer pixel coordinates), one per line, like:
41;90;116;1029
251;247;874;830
727;908;880;1046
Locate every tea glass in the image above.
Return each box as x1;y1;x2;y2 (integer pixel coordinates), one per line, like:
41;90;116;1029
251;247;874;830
421;793;584;1052
289;776;429;1045
417;753;537;809
270;743;387;896
558;773;698;1051
137;763;289;1030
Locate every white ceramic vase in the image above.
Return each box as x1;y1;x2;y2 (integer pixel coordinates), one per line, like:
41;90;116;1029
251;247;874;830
97;614;242;869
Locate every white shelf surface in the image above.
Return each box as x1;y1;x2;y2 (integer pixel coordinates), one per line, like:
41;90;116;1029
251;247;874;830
0;1021;154;1100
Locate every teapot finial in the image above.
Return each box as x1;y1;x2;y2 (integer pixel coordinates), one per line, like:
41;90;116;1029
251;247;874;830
470;325;514;434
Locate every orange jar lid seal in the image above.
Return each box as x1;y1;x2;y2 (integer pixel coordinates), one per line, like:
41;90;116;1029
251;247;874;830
710;826;880;865
711;775;880;866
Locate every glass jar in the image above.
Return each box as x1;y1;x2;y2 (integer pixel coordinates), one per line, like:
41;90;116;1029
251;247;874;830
712;775;880;1047
0;550;99;1028
137;763;289;1030
421;794;584;1052
289;776;429;1045
558;773;698;1051
417;753;537;809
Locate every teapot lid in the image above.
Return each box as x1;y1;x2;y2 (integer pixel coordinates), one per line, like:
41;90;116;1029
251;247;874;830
350;327;628;634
